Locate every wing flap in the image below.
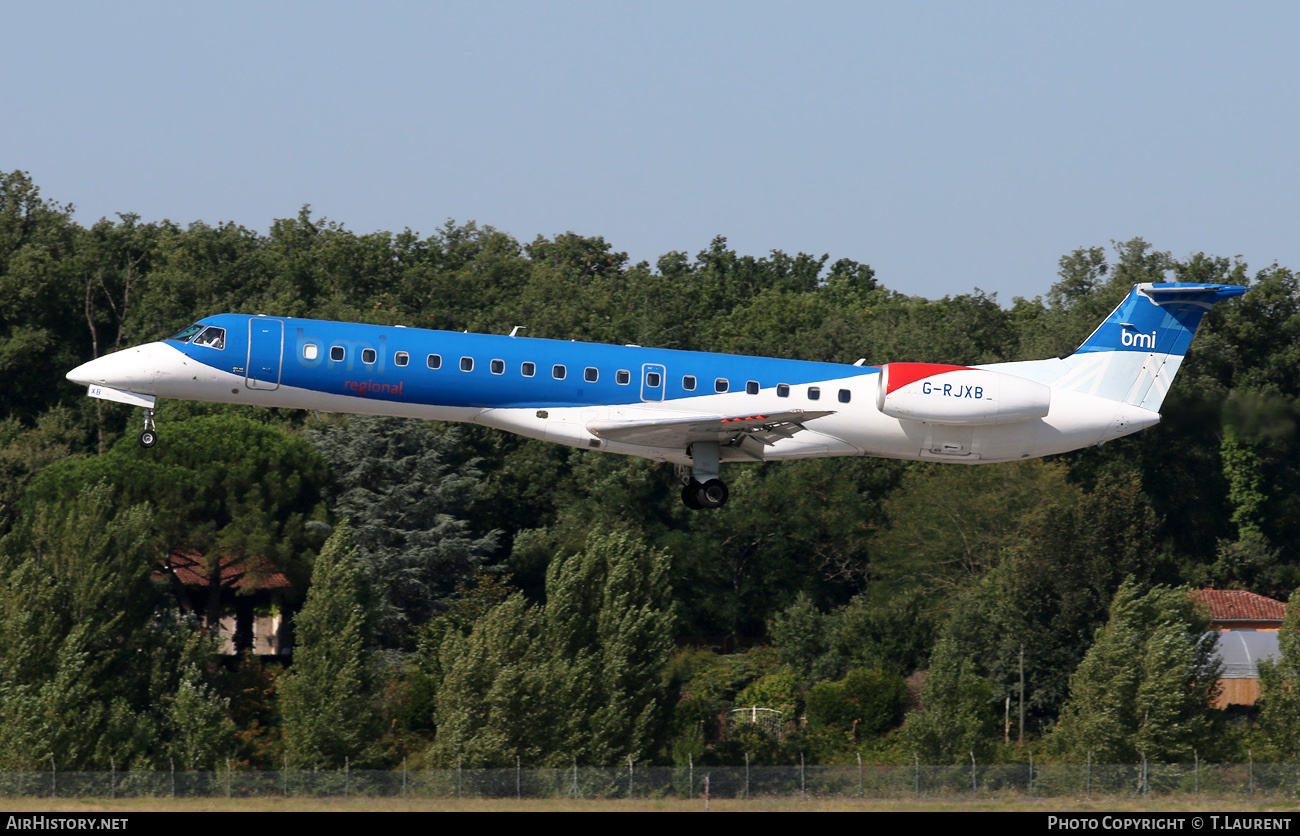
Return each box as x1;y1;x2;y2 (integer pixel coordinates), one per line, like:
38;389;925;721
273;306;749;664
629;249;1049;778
586;409;835;449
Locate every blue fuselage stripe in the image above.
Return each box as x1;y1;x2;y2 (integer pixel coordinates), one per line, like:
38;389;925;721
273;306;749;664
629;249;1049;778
178;315;878;408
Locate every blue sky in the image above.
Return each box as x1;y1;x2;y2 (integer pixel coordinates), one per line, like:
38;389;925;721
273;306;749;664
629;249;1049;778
4;2;1297;301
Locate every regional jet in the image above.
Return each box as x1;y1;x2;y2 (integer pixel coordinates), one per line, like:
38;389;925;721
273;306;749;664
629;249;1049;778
66;282;1245;509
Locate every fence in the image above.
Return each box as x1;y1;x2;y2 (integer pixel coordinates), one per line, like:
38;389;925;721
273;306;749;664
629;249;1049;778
3;760;1300;800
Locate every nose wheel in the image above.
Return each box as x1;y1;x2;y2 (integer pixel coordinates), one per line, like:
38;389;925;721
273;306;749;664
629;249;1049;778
138;408;157;448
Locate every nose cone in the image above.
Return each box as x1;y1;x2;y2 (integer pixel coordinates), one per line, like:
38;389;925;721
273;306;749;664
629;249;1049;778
66;342;178;393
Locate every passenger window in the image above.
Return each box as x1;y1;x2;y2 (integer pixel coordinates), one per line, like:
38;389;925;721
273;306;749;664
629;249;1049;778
491;359;505;374
777;384;790;398
838;389;851;403
460;357;474;372
193;327;226;349
647;372;661;387
584;367;598;383
330;346;345;362
746;380;759;395
616;370;630;385
683;376;696;391
395;351;409;367
522;362;536;377
715;378;729;393
808;386;821;401
553;364;566;380
303;344;319;361
362;348;377;364
427;354;442;369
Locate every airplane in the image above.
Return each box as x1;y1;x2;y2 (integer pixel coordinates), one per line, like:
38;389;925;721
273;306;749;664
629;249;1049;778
66;282;1245;509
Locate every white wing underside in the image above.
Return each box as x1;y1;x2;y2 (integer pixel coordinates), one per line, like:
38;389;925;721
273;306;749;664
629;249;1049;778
586;409;836;450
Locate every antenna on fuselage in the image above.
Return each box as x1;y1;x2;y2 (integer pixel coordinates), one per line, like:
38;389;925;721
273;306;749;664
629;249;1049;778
853;359;866;366
509;326;525;337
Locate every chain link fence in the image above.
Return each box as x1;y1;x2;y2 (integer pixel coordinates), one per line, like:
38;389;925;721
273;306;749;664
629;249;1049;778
2;761;1299;800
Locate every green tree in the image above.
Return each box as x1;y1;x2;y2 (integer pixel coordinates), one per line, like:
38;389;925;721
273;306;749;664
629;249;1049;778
545;531;676;764
869;460;1078;600
898;632;998;763
1053;580;1219;762
162;653;235;771
279;522;380;768
804;667;907;739
0;406;79;528
0;170;83;423
308;416;498;641
770;588;938;681
430;593;553;766
432;531;674;766
24;415;329;633
979;472;1162;724
0;484;229;769
1253;587;1300;759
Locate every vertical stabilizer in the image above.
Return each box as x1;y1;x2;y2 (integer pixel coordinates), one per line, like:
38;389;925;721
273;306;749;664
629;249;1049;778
1049;283;1245;411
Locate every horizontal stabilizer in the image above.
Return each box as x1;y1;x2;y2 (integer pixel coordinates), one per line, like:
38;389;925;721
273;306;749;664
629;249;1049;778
586;409;835;449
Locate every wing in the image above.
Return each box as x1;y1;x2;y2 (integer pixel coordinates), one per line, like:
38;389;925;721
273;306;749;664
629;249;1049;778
586;409;836;450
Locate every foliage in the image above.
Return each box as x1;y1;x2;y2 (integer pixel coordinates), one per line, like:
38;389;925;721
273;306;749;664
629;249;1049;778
0;484;232;769
804;667;908;738
432;531;675;767
222;652;284;769
1253;586;1300;759
3;170;1297;766
1052;579;1220;762
869;460;1076;598
308;416;499;642
734;669;801;718
22;415;330;632
898;633;999;764
278;522;381;768
429;592;551;766
770;588;938;680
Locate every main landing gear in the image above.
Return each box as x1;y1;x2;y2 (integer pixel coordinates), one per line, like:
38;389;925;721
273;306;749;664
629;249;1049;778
676;441;729;510
138;408;157;448
681;478;729;510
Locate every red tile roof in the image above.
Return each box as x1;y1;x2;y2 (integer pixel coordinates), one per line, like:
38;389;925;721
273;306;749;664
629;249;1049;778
155;550;291;591
1195;589;1287;623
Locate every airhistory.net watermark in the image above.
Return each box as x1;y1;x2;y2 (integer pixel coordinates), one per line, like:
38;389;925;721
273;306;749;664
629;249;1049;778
6;818;127;830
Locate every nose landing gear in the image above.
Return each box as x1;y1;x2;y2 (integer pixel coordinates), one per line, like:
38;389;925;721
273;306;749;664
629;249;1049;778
138;408;157;448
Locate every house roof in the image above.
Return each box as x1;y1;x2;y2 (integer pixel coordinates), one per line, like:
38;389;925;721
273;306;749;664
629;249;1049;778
155;550;291;591
1195;589;1287;624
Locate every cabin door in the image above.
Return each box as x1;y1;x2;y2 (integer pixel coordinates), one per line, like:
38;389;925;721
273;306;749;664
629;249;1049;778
245;318;284;390
641;363;666;402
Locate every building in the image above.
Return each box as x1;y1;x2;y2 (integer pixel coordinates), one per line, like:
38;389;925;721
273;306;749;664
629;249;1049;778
154;550;293;656
1195;589;1286;709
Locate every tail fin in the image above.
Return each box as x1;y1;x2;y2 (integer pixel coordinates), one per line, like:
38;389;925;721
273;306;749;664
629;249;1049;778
1051;282;1245;410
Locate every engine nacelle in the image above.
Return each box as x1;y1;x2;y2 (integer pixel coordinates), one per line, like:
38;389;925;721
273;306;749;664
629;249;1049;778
876;363;1051;425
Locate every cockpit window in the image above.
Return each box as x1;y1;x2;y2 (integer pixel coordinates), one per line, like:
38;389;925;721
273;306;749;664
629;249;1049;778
192;327;226;350
168;324;203;343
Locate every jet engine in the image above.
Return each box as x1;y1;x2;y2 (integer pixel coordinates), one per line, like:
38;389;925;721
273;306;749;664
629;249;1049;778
876;363;1051;425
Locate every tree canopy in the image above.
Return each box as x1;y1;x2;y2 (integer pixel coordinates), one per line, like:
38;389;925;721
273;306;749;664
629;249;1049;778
5;168;1299;766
